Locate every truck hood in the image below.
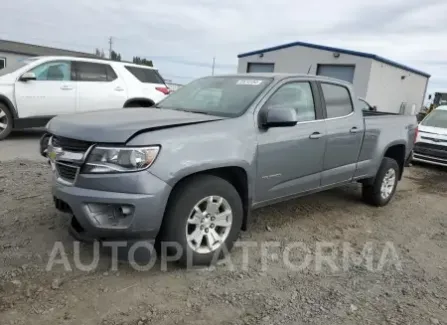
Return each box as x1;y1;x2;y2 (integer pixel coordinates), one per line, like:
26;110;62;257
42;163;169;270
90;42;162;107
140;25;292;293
418;125;447;135
47;108;224;143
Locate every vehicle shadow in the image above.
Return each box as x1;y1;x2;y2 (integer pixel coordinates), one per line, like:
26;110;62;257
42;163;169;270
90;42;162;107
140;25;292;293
9;128;46;140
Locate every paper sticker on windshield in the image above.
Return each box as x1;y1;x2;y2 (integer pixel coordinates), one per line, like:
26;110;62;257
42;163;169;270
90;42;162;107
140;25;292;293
236;79;263;86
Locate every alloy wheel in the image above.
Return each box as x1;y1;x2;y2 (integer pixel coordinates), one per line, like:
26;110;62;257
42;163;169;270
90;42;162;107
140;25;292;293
185;196;233;254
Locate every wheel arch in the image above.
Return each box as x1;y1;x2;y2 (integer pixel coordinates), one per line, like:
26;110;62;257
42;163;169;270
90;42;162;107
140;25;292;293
382;142;406;179
0;95;18;120
123;97;155;108
164;166;252;231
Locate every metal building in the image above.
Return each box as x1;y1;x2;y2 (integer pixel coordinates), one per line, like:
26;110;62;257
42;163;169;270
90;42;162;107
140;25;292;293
237;41;430;114
0;39;97;71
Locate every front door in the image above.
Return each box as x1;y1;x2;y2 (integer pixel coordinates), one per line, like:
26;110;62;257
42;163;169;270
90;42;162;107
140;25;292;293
255;80;326;203
15;60;77;118
319;82;364;186
74;61;127;112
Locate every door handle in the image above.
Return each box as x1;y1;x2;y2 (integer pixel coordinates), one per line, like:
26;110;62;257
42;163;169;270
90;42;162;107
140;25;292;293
309;132;323;139
350;127;361;133
114;86;124;92
60;85;73;90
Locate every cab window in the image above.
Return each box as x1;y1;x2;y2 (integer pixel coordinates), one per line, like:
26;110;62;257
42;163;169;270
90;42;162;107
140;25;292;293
264;82;316;122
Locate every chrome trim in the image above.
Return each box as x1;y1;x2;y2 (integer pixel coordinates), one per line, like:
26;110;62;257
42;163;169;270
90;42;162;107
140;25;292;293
48;136;96;185
413;153;447;167
324;111;355;121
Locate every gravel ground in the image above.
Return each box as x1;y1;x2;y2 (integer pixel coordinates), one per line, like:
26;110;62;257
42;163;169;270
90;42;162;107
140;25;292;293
0;160;446;325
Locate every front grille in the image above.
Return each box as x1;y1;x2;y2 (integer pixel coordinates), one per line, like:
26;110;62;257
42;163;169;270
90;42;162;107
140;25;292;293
56;163;78;182
52;136;92;152
414;142;447;151
414;142;447;160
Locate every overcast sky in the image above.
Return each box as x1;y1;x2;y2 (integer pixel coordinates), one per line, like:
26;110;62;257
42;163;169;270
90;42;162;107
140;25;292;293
1;0;446;96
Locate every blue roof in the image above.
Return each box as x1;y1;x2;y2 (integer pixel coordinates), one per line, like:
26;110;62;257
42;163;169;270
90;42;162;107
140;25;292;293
237;41;430;78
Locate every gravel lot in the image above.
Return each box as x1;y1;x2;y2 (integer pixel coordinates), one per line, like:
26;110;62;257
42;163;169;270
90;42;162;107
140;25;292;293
0;154;446;324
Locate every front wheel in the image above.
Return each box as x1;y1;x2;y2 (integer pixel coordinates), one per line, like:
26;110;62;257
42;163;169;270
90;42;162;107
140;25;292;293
0;104;13;140
362;157;399;206
159;175;243;266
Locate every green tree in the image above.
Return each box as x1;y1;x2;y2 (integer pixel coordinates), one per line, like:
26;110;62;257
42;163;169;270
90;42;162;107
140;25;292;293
95;48;105;58
111;50;121;61
133;56;153;67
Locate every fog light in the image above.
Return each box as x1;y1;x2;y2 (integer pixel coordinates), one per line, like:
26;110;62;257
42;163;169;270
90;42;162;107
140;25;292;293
118;205;133;217
84;203;135;228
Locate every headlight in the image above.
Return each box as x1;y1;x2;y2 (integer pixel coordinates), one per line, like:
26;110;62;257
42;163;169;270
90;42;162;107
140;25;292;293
84;146;160;173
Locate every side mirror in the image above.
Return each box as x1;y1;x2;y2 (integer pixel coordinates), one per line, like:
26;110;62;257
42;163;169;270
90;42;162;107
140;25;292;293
20;72;36;81
428;94;432;100
262;106;298;128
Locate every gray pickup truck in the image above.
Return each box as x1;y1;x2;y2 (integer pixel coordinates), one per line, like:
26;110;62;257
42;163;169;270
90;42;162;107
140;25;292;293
41;73;417;265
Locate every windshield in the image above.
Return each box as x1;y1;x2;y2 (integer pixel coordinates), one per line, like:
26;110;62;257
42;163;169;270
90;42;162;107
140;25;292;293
421;108;447;128
0;57;40;76
156;76;273;117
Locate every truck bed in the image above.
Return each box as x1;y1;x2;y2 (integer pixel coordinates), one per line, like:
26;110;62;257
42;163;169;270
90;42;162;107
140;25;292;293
362;110;399;116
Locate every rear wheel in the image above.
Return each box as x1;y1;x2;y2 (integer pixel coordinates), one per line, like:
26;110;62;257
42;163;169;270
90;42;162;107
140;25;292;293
159;175;243;266
0;104;13;140
362;157;399;206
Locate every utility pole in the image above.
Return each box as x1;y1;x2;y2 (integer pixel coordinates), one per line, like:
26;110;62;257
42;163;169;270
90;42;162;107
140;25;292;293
211;57;215;76
108;37;113;59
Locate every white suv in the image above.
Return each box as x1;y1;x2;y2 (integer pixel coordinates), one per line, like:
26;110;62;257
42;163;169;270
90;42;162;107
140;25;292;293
0;56;170;139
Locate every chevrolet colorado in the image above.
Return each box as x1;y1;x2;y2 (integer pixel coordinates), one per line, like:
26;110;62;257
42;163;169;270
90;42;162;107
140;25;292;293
41;73;417;265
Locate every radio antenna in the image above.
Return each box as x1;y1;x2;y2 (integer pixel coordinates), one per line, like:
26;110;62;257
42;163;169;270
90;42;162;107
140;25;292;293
307;64;312;74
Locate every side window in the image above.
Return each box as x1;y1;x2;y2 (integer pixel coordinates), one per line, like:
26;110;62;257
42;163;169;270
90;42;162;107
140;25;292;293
0;57;5;70
76;62;108;82
105;65;118;81
30;61;71;81
264;82;316;122
321;83;353;118
125;66;165;84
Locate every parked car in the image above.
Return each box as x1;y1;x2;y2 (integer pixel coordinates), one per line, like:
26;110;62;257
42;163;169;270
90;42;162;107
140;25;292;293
0;56;169;140
40;73;417;265
413;105;447;167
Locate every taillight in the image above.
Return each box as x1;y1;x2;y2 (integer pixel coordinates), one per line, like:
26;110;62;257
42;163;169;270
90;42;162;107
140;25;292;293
414;126;419;143
156;87;170;95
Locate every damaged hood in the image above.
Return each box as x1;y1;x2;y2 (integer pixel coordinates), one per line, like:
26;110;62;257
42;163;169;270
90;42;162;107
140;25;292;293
47;108;223;143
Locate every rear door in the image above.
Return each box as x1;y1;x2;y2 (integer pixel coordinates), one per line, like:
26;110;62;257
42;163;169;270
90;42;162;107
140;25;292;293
319;82;364;186
15;60;77;117
255;79;327;203
74;61;127;112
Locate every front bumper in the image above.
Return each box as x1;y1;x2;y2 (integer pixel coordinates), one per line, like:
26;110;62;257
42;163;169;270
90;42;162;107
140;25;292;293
52;170;172;241
413;142;447;167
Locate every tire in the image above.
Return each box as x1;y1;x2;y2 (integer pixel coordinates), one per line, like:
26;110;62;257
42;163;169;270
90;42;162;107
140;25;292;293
0;104;13;140
159;175;243;266
362;157;400;207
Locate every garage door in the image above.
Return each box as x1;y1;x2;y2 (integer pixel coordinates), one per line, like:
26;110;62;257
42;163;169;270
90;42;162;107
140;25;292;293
247;62;275;73
316;65;355;83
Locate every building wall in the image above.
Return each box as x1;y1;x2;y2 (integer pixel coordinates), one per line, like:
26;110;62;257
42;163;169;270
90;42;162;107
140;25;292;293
366;60;428;114
0;51;33;70
237;46;373;98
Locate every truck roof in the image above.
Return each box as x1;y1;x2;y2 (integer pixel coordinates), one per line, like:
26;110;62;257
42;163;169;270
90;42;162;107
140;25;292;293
213;73;353;87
